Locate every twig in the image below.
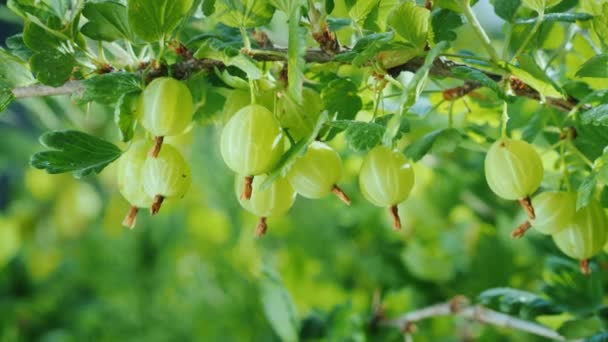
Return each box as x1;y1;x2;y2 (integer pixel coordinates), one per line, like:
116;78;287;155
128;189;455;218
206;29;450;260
381;297;567;341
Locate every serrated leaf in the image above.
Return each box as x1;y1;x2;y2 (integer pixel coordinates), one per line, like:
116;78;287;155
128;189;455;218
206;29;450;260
577;173;597;211
30;51;75;87
344;121;384;151
78;72;142;105
260;112;328;190
576;55;608;79
214;0;275;28
114;91;141;142
81;1;132;42
0;49;35;88
430;9;464;43
0;88;16;113
260;266;299;342
387;2;429;49
558;317;603;339
452;66;507;100
348;0;379;26
128;0;193;42
321;78;362;120
492;0;521;21
516;12;593;24
30;130;122;178
510;54;563;98
477;287;561;319
581;104;608;126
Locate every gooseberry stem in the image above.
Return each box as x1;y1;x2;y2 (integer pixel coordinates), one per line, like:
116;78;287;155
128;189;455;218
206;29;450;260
518;196;535;220
511;221;531;238
331;185;351;205
241;175;254;200
122;206;139;229
389;205;401;230
460;0;500;63
580;259;590;275
150;194;165;215
149;136;164;158
510;11;544;64
255;217;268;237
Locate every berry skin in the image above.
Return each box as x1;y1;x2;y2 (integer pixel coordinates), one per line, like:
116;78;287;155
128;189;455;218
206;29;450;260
484;138;544;201
116;140;153;228
140;77;194;137
235;174;296;236
287;141;350;204
552;200;608;274
359;146;415;230
142;144;192;215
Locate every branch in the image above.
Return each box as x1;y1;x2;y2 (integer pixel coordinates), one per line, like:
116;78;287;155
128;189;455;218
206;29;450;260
10;48;579;113
379;297;569;341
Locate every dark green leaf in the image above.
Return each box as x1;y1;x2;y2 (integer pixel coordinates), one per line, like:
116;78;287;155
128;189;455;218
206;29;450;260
558;317;603;339
477;287;561;319
601;186;608;208
431;9;464;43
374;114;410;139
581;104;608;126
114;91;141;143
326;17;351;31
404;128;461;161
577;173;597;211
334;32;393;66
128;0;193;42
30;130;122;178
574;119;608;161
321;78;362;120
193;87;226;123
81;1;132;42
492;0;521;21
22;21;64;52
452;66;507;100
516;12;593;24
214;0;275;28
576;55;608;79
260;266;299;342
202;0;216;15
194;39;262;79
587;332;608;342
30;51;75;87
0;88;16;113
78;73;142;105
344;121;384;152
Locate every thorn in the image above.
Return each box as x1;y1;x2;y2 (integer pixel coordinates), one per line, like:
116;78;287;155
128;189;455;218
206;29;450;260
149;136;164;158
150;195;165;215
389;205;402;230
331;185;351;205
511;221;532;238
255;217;268;237
241;175;254;200
122;206;139;229
518;196;535;219
580;259;591;275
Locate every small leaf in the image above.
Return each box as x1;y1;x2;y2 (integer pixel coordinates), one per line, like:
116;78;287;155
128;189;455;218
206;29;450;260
581;104;608;126
558;317;603;339
321;78;362;120
576;55;608;79
0;49;35;88
387;2;429;49
260;266;299;342
577;173;597;211
348;0;379;26
516;12;593;24
128;0;194;42
430;9;464;43
81;1;132;42
31;130;122;178
493;0;521;22
214;0;275;28
522;0;561;13
5;34;34;61
344;121;384;152
334;32;393;66
30;51;75;87
22;21;65;52
452;66;507;99
114;91;141;142
478;287;561;319
78;72;142;105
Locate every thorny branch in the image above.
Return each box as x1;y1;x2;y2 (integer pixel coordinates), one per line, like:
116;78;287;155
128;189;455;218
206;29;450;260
11;48;581;113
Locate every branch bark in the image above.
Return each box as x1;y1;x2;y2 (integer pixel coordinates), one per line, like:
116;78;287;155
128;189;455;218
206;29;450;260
10;48;579;113
379;297;570;341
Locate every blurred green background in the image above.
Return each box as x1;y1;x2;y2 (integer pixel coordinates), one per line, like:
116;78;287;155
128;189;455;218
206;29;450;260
1;0;606;341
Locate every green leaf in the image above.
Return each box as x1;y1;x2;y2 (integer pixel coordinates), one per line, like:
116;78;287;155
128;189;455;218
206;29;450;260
30;130;122;178
23;21;64;52
214;0;275;28
581;104;608;126
387;2;429;49
81;1;132;42
287;3;306;104
521;0;561;13
29;51;75;87
452;66;507;100
344;121;384;152
194;39;262;79
404;128;461;161
492;0;521;21
558;317;603;339
348;0;379;27
0;88;16;113
510;54;563;98
576;55;608;79
321;78;362;120
78;72;142;105
260;112;328;190
127;0;193;42
516;12;593;24
575;119;608;161
587;333;608;342
577;173;597;211
202;0;216;15
430;9;464;43
5;34;34;61
260;266;299;342
0;49;35;88
591;4;608;49
601;186;608;208
478;287;561;319
114;91;141;143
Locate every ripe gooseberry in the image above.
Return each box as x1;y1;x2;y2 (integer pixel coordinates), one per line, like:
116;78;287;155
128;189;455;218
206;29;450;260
140;77;194;157
235;174;296;236
287;141;350;204
142;143;192;214
116;140;153;228
221;104;284;199
511;191;577;238
484;138;543;218
552;200;608;274
359;146;415;230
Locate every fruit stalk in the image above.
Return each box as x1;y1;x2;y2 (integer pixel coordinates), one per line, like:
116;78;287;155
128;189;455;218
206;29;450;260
511;221;531;238
580;259;590;275
389;205;401;230
255;217;268;237
518;196;535;219
122;206;139;229
150;195;165;215
241;175;254;200
149;136;164;158
331;185;351;205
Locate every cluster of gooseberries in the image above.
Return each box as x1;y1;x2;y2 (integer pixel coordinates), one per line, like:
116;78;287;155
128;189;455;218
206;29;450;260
484;138;608;274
